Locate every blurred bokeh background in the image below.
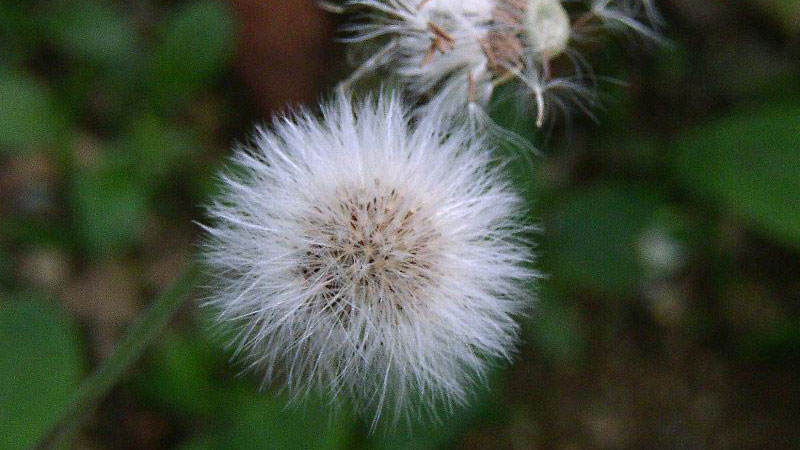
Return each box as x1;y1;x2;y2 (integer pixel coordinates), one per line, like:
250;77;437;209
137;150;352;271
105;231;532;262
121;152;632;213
1;0;799;448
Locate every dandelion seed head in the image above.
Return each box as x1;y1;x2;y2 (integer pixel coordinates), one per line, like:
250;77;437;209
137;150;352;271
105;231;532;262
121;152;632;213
297;179;443;314
343;0;663;130
344;0;496;121
202;93;535;425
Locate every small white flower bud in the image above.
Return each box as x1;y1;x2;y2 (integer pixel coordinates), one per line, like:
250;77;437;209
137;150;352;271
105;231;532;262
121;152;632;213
525;0;571;60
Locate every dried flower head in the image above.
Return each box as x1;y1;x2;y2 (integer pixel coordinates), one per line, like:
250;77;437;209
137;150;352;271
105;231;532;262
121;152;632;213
343;0;662;129
202;93;535;425
343;0;496;121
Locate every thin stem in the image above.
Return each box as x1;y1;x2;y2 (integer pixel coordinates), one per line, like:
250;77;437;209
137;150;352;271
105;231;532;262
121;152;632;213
35;260;202;449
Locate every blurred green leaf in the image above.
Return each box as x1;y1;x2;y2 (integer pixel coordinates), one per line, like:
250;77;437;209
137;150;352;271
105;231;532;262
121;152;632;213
70;159;149;258
738;320;800;365
0;217;76;252
0;299;82;450
223;400;352;450
525;287;585;362
0;2;42;62
706;36;799;100
177;436;217;450
0;253;9;284
366;423;453;450
674;103;800;248
0;70;66;153
44;0;138;67
42;0;144;125
198;392;354;450
749;0;800;34
365;376;504;450
195;303;236;352
148;0;236;107
133;331;219;417
121;115;197;183
547;184;663;295
368;418;468;450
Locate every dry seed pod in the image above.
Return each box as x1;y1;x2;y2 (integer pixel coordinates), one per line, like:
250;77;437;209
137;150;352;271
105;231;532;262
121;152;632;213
344;0;662;131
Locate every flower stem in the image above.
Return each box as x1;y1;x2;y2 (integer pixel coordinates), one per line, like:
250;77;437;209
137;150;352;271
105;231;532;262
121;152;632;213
35;260;202;449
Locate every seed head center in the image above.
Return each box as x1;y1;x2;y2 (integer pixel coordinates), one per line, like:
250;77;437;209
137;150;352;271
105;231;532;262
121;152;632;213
300;183;441;309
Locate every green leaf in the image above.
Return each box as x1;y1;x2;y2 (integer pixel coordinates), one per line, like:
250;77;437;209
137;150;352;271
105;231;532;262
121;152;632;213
0;70;66;153
43;0;138;67
70;158;149;258
0;253;10;284
0;217;75;252
749;0;800;34
525;287;585;362
364;416;463;450
177;436;217;450
133;331;219;417
208;393;354;450
365;376;503;450
121;115;197;183
0;299;82;450
0;2;43;62
148;0;236;107
547;184;663;295
737;320;800;365
674;103;800;248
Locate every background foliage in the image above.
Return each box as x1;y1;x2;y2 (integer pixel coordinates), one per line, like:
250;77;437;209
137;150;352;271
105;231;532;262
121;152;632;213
1;0;799;448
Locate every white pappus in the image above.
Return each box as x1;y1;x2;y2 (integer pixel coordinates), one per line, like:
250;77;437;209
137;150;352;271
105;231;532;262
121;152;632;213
201;92;536;426
343;0;663;130
342;0;497;126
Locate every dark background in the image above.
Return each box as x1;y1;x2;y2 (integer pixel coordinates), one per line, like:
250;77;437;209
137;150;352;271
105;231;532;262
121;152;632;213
1;0;799;448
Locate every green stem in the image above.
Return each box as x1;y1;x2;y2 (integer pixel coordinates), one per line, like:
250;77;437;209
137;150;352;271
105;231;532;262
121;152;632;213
35;260;202;449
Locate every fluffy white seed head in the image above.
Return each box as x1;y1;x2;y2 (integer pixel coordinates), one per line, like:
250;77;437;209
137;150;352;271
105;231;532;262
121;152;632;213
343;0;662;129
344;0;495;118
202;93;535;425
